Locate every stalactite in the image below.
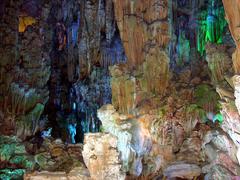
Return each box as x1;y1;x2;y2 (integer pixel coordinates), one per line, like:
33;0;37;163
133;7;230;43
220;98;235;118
197;0;227;55
206;43;232;84
113;0;169;68
176;31;190;66
99;35;127;69
142;49;169;96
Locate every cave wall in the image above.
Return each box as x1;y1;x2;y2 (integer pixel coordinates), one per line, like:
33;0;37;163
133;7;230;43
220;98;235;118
0;0;51;139
0;0;127;142
2;0;240;179
0;0;20;135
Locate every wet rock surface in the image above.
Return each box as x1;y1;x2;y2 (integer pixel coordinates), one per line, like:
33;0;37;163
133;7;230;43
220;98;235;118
83;133;125;180
95;46;240;178
0;0;51;139
0;135;87;179
113;0;169;68
163;163;201;179
1;0;240;179
24;166;90;180
222;0;240;73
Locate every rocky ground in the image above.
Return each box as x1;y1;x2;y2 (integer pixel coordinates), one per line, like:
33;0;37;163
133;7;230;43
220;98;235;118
0;135;89;179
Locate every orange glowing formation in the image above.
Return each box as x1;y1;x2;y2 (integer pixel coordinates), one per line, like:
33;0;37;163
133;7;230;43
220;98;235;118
19;16;37;32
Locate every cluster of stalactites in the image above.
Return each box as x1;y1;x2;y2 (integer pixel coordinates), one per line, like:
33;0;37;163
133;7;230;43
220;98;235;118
111;50;169;114
99;48;127;68
197;0;227;55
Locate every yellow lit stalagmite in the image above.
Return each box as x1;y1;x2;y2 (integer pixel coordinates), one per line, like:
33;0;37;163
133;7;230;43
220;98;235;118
19;16;37;32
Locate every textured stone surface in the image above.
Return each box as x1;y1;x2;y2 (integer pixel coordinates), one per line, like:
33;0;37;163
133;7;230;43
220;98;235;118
82;133;125;180
0;135;86;179
203;165;232;180
0;136;35;170
77;0;125;77
97;77;211;176
24;171;68;180
163;163;201;179
110;50;169;114
202;130;240;179
222;0;240;73
220;100;240;165
0;0;51;139
218;3;240;173
24;166;90;180
1;0;240;179
113;0;169;68
206;44;232;84
98;105;153;175
96;51;240;178
233;75;240;115
45;0;126;141
72;67;111;140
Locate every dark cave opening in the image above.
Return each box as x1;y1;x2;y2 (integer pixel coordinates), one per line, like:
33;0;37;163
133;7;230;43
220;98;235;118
44;1;127;143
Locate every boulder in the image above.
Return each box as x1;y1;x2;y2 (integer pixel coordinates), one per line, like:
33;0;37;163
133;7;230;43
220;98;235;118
82;133;125;180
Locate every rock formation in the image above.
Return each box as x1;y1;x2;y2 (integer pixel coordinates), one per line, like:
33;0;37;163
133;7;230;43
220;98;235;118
222;0;240;73
113;0;169;68
0;135;88;179
44;0;126;141
1;0;240;179
0;0;51;139
83;133;125;180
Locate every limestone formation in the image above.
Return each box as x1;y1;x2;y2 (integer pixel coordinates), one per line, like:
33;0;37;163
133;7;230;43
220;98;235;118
0;135;86;179
1;0;240;179
163;163;201;179
206;44;232;84
110;50;169;114
233;75;240;114
82;133;125;180
113;0;169;68
24;167;90;180
222;0;240;73
0;0;51;139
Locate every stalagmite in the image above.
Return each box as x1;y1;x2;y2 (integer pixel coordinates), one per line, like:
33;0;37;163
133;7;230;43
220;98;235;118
2;0;240;179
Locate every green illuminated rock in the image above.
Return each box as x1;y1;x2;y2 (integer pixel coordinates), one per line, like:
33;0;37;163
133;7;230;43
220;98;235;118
213;113;223;123
0;136;26;161
10;155;35;170
197;0;227;55
194;84;220;111
0;144;15;161
0;169;25;180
